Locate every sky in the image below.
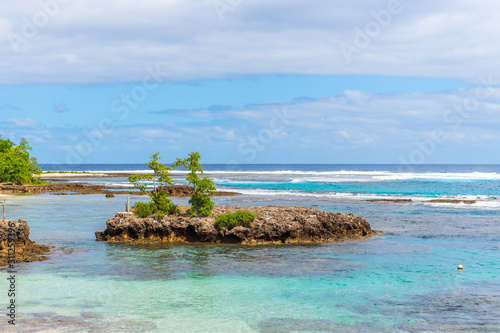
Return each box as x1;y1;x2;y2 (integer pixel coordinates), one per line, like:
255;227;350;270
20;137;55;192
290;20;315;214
1;0;500;165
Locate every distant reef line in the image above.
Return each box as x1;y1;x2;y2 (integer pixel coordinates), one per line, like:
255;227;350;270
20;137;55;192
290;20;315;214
38;172;148;178
0;183;239;197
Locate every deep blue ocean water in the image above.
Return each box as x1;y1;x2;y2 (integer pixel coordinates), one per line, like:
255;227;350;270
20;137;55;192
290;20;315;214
2;164;499;332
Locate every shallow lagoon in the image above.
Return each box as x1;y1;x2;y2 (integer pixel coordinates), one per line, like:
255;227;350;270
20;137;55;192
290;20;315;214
2;190;499;332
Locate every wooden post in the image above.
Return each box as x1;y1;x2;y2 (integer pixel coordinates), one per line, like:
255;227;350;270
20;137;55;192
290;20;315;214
2;200;5;221
127;196;130;212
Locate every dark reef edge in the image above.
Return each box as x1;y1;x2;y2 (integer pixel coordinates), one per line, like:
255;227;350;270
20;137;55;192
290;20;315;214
0;183;238;197
0;219;51;266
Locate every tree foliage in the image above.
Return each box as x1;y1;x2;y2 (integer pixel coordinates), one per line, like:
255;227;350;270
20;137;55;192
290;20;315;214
0;136;42;184
128;151;216;218
128;152;172;194
173;152;216;216
128;153;177;218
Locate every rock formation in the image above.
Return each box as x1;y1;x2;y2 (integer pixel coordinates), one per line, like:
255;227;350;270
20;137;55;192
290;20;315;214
96;206;378;245
0;219;50;266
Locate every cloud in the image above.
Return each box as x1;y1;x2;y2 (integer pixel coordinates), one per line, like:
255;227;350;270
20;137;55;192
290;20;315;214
1;85;500;163
207;105;233;112
0;103;22;113
0;118;51;146
148;108;188;115
2;0;500;84
53;101;70;113
5;118;42;128
134;86;500;155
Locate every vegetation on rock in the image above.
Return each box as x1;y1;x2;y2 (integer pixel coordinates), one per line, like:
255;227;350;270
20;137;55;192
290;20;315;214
127;152;216;218
173;152;216;217
0;136;43;185
215;210;257;229
128;153;178;218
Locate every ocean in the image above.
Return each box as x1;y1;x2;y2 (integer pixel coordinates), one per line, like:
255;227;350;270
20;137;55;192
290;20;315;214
2;164;499;332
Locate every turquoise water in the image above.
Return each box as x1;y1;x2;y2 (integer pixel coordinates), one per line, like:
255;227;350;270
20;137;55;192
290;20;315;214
2;165;500;332
215;179;500;197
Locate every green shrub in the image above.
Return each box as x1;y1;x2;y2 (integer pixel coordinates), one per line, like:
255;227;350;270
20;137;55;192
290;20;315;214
132;201;153;218
132;191;178;219
215;210;257;229
188;192;214;217
128;153;179;218
151;191;178;217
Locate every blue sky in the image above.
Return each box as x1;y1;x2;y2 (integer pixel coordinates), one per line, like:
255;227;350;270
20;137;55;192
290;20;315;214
1;0;500;164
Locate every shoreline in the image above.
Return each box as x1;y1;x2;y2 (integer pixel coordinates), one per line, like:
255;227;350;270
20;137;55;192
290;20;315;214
38;172;137;178
0;183;239;197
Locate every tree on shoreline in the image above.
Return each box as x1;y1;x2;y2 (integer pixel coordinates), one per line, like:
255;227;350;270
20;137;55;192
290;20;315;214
0;136;42;185
173;152;216;216
128;153;177;218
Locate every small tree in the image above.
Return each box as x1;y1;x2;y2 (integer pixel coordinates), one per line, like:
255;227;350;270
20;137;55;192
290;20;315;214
173;152;216;216
0;136;42;185
128;153;177;218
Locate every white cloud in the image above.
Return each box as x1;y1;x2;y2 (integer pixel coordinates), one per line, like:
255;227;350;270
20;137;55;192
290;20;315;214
6;118;42;128
2;0;500;84
2;86;500;163
142;128;181;139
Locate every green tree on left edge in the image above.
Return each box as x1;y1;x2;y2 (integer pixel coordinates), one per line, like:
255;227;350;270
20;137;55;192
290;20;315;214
0;136;42;185
128;152;178;218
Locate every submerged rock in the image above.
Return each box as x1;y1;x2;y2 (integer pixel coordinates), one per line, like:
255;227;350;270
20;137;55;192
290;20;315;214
428;199;476;204
95;206;378;245
0;219;50;266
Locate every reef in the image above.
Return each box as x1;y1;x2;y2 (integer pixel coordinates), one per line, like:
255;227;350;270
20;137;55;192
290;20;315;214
428;199;476;204
0;219;50;266
367;199;413;203
0;183;238;197
95;205;378;245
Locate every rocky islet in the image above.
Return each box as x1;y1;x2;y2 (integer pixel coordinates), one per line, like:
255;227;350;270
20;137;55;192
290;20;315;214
0;219;50;266
95;205;378;245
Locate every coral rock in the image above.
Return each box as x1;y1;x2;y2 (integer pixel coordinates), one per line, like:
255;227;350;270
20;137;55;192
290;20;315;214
96;206;379;245
0;219;50;266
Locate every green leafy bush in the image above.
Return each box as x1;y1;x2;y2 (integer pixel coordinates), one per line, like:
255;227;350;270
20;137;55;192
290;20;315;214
132;192;178;219
188;193;213;217
215;210;257;229
132;201;153;218
173;152;216;216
